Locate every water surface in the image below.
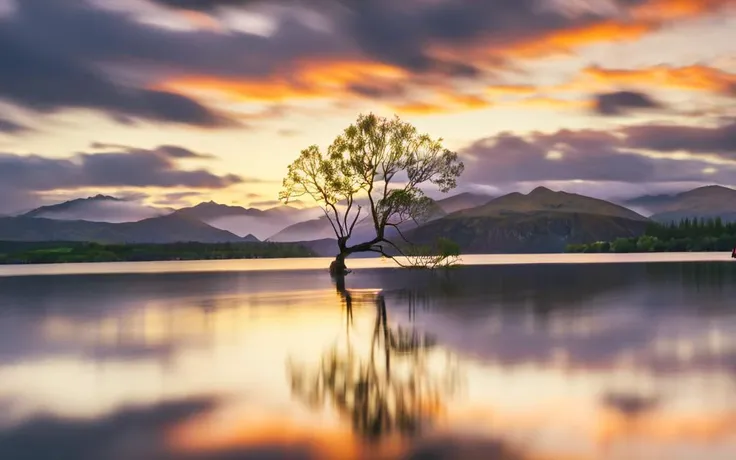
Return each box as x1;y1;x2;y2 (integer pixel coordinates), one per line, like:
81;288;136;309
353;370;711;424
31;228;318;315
0;257;735;459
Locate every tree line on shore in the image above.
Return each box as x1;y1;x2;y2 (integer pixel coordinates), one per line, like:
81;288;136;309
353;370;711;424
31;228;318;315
0;241;315;264
567;217;736;253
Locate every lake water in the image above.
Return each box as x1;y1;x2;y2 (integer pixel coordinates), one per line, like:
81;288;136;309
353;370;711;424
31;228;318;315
0;254;735;459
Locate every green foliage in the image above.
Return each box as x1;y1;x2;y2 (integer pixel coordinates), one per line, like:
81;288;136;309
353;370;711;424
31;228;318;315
566;217;736;253
280;113;465;268
0;241;315;265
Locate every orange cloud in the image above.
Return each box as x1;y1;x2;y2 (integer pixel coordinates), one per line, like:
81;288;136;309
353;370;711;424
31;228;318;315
513;96;590;110
158;59;409;103
485;85;538;96
178;10;223;31
633;0;736;21
392;92;491;115
581;65;736;94
160;56;498;116
159;76;320;101
445;93;492;110
392;101;452;115
458;0;735;64
507;21;653;58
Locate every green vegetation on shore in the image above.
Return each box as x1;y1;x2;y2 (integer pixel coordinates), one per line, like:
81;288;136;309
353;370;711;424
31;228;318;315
0;241;315;265
566;217;736;253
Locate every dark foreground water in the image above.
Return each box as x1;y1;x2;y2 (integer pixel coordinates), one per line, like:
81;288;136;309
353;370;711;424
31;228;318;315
0;259;735;459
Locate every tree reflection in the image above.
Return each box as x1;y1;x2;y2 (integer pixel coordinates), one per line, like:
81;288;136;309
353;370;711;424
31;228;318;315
287;287;460;442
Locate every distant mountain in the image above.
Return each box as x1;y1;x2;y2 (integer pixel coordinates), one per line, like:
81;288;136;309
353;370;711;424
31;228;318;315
269;192;488;243
269;215;335;242
242;234;260;243
435;192;493;214
269;206;447;243
628;185;736;223
407;187;649;253
173;201;254;220
458;187;647;221
621;193;678;215
173;201;315;240
22;195;170;223
0;214;245;244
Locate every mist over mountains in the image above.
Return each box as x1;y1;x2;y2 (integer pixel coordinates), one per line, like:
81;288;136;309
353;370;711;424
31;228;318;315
22;195;172;223
2;185;736;254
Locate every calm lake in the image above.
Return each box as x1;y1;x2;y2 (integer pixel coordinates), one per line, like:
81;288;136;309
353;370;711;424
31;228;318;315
0;254;735;459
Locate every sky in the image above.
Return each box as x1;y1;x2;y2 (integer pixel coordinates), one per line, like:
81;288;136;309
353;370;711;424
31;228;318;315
0;0;735;214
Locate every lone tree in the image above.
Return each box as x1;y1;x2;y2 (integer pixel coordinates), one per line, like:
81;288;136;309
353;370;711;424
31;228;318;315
279;113;464;276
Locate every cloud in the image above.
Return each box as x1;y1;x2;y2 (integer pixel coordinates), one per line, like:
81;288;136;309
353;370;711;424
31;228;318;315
2;0;727;128
631;0;736;21
462;131;657;184
90;143;215;159
151;0;723;113
578;65;736;96
623;119;736;155
0;145;243;213
392;92;491;115
0;0;340;126
506;20;653;58
0;117;27;134
146;0;266;10
460;119;736;186
594;90;664;115
1;0;348;82
346;81;408;99
0;18;236;127
155;191;209;207
158;59;412;103
148;0;352;12
152;145;216;159
513;96;588;110
250;199;282;208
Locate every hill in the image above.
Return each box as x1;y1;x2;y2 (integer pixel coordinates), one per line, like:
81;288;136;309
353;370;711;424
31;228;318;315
268;215;335;242
629;185;736;223
22;195;170;223
435;192;493;214
268;192;488;243
407;187;649;253
458;187;647;221
0;214;245;244
173;201;313;240
268;205;447;243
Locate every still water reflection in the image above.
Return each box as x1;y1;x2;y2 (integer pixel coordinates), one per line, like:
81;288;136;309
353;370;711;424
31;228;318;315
0;261;735;459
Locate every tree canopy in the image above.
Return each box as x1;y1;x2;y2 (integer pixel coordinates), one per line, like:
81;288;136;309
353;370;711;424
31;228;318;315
566;217;736;253
279;113;464;274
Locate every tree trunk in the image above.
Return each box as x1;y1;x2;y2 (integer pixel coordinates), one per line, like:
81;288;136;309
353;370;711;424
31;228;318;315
329;251;348;279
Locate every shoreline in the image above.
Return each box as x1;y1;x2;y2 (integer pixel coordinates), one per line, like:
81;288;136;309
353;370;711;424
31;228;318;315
0;252;732;278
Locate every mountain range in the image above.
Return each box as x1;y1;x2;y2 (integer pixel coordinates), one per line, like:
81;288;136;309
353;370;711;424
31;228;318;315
0;214;245;244
22;195;171;223
172;201;315;240
622;185;736;223
408;187;649;254
2;185;736;253
269;192;492;243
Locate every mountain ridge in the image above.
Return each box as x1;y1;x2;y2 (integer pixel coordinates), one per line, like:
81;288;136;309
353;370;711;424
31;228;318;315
22;195;171;223
0;214;246;244
455;187;648;221
625;185;736;222
407;187;650;253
